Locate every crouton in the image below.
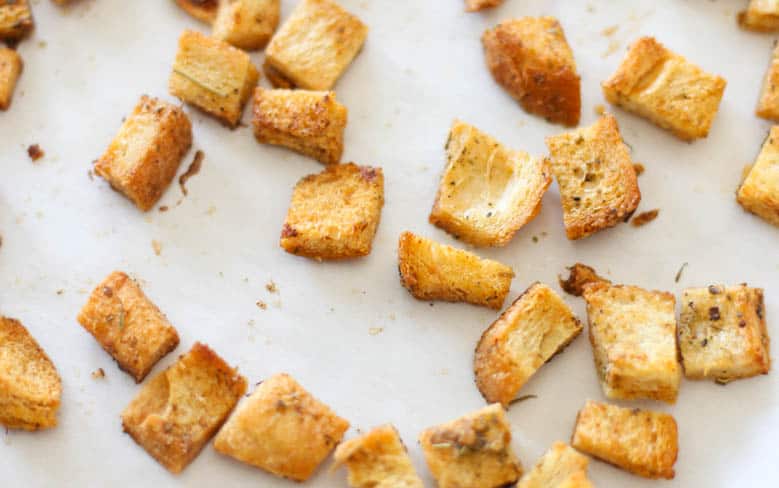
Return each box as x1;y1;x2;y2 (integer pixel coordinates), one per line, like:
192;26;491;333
397;231;514;310
556;471;594;488
571;400;678;479
517;442;591;488
465;0;503;12
0;317;61;430
94;96;192;211
583;283;681;403
545;115;641;240
175;0;218;23
0;47;22;111
739;0;779;31
214;373;349;481
77;271;180;382
737;126;779;227
419;403;522;488
558;263;610;297
475;283;582;406
252;87;347;165
169;30;259;127
213;0;280;50
122;342;246;473
0;0;33;41
429;120;552;247
602;36;726;141
679;284;770;382
281;163;383;259
483;17;580;126
757;43;779;121
333;424;423;488
264;0;367;90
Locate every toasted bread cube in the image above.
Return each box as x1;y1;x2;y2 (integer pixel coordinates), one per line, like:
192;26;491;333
602;37;726;141
739;0;779;31
483;17;580;126
252;87;347;165
122;343;246;473
214;373;349;481
517;442;591;488
419;404;523;488
175;0;218;23
0;0;33;41
264;0;367;90
583;283;681;403
465;0;502;12
0;47;22;111
679;284;770;382
475;283;582;406
737;126;779;227
77;271;180;382
757;43;779;121
545;115;641;240
0;317;62;430
169;30;259;127
571;400;678;479
213;0;279;50
397;231;514;310
429;120;552;247
94;96;192;211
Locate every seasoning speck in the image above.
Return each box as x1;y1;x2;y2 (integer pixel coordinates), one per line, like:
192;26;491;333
674;262;688;283
91;368;105;379
709;307;721;321
27;144;44;162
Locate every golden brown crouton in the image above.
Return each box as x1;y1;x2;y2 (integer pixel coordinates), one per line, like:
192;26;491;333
483;17;580;126
94;96;192;211
739;0;779;31
77;271;180;382
517;442;591;488
281;163;384;260
169;30;259;127
0;47;22;111
757;43;779;121
602;36;726;141
545;115;641;240
0;317;61;430
175;0;218;23
558;263;611;297
571;400;678;479
429;120;552;247
122;342;246;473
737;126;779;227
214;373;349;481
679;284;770;383
0;0;33;41
397;231;514;310
419;404;523;488
264;0;367;90
475;283;582;406
465;0;503;12
213;0;279;50
252;87;347;165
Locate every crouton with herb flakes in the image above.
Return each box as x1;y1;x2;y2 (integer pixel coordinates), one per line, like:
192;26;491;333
737;126;779;227
739;0;779;31
0;0;33;41
429;120;551;247
213;0;279;50
465;0;503;12
0;47;22;111
517;442;591;488
175;0;218;23
757;43;779;121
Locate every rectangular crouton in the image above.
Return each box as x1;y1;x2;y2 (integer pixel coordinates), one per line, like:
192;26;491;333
737;126;779;227
739;0;779;31
475;283;582;406
0;47;22;111
122;342;246;473
602;36;726;141
679;284;770;382
264;0;367;90
757;43;779;121
94;95;192;211
583;283;681;403
214;373;349;481
397;231;514;310
465;0;503;12
483;17;580;126
252;87;347;165
571;400;678;479
77;271;180;382
517;442;591;488
281;163;384;259
0;0;33;41
213;0;280;50
429;120;552;247
175;0;218;23
0;317;61;430
545;115;641;240
169;30;259;127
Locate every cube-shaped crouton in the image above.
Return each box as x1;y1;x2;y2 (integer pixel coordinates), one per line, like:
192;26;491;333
419;404;523;488
737;126;779;227
0;0;33;41
583;283;681;403
0;317;61;430
77;271;180;382
602;36;726;141
175;0;218;23
757;43;779;121
0;47;22;111
465;0;503;12
214;373;349;481
122;342;246;473
264;0;367;90
545;115;641;240
429;120;552;247
397;231;514;310
213;0;279;50
679;284;770;382
517;442;591;488
483;17;580;126
571;400;678;479
169;30;259;127
475;283;582;406
281;163;384;259
94;96;192;211
252;87;347;165
739;0;779;31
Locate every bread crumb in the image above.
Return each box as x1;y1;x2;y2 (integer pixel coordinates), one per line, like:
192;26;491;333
151;240;162;256
256;300;267;310
368;327;383;336
159;205;169;212
91;368;105;379
633;163;645;175
594;104;606;116
601;25;619;36
56;289;64;295
631;209;659;227
265;280;278;293
27;144;44;162
179;150;204;196
602;39;621;58
559;263;611;297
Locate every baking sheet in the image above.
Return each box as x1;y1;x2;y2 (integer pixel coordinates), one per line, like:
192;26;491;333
1;0;778;486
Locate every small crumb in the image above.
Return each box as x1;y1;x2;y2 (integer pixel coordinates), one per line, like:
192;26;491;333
594;104;606;116
56;289;64;295
559;263;611;296
151;240;162;256
601;25;618;36
633;163;645;176
265;280;278;293
368;327;383;336
27;144;44;162
158;205;169;212
91;368;105;379
602;39;621;58
205;205;216;216
37;40;47;48
179;150;204;196
87;169;94;180
631;209;659;227
256;300;267;310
